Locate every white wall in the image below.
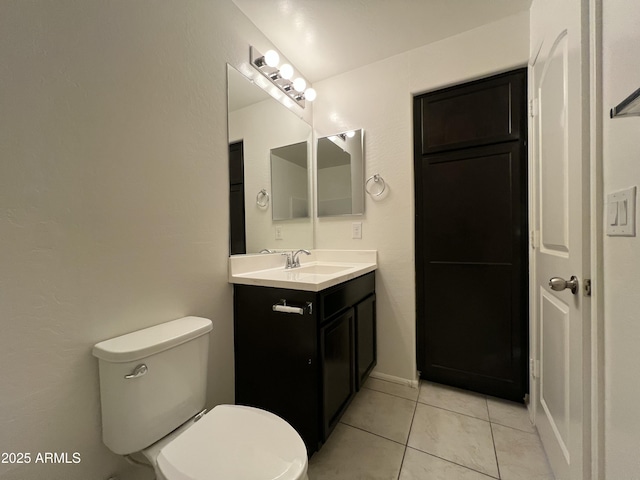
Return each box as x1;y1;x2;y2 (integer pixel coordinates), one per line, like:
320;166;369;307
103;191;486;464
313;11;530;382
0;1;289;479
602;2;640;477
271;155;309;220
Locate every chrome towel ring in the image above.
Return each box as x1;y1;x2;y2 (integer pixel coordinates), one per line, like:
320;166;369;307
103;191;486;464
365;174;386;197
256;189;270;208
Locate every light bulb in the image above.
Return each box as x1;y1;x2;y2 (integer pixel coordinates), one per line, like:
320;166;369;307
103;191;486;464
293;77;307;92
280;63;294;80
304;87;317;101
264;50;280;68
346;130;355;138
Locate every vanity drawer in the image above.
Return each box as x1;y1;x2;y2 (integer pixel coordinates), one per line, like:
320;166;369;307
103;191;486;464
319;272;375;322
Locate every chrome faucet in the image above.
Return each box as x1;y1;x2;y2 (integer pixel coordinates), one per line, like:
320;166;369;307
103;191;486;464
291;249;311;268
281;252;294;269
281;249;311;269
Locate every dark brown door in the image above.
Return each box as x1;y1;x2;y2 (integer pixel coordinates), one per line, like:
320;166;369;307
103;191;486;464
229;141;246;254
414;69;528;402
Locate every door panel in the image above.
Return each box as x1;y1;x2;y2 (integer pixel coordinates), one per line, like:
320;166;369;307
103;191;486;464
234;285;319;452
536;31;575;475
355;294;376;389
540;290;570;460
425;264;514;382
321;309;355;440
415;70;528;402
539;33;570;254
419;74;524;154
423;145;518;263
530;0;589;476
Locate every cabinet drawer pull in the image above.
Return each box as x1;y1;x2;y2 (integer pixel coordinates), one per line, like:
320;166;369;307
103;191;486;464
272;300;313;315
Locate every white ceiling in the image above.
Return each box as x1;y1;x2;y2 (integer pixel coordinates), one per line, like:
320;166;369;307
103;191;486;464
232;0;532;83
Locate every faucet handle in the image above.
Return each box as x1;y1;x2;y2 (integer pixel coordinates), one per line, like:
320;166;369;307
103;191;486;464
292;249;311;267
281;252;294;269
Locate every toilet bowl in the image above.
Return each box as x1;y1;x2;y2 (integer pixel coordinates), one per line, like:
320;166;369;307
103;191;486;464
92;316;308;480
144;405;308;480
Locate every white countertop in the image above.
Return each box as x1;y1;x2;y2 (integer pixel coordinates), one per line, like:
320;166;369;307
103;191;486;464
228;250;377;292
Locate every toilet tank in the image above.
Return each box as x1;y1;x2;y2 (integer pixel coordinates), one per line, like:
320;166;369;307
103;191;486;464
92;316;213;455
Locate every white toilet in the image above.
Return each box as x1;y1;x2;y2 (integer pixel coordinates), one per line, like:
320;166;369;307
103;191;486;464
92;316;308;480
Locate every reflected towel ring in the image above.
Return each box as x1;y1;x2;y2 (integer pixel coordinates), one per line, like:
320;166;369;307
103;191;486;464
365;174;386;197
256;189;270;208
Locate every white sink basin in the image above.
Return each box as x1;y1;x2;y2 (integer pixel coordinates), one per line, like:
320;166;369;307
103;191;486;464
293;265;351;275
228;250;378;292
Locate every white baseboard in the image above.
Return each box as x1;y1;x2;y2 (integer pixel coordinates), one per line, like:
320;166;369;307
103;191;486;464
369;370;420;389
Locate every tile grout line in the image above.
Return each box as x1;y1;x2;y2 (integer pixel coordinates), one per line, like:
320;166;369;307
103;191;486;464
337;421;408;448
396;395;420;480
403;446;500;480
406;384;499;480
362;384;419;402
485;397;503;479
403;395;500;480
489;420;502;480
490;419;538;435
416;398;492;423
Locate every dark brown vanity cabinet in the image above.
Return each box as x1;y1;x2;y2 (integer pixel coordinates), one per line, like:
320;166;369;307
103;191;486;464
233;271;376;454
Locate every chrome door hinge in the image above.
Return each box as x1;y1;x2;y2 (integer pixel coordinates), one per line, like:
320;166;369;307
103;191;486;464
530;358;540;379
529;98;539;118
584;279;592;297
530;230;540;249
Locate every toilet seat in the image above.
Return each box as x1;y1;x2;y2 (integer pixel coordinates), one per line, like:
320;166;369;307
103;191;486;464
156;404;308;480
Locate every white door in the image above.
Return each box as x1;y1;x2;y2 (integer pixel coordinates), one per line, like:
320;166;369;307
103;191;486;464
530;0;590;479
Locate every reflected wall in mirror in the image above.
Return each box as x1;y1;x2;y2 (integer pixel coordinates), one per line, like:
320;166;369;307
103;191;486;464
271;142;309;220
317;129;364;217
227;65;313;254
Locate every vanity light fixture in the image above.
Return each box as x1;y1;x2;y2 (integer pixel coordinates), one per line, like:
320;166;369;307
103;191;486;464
250;46;316;108
331;131;356;142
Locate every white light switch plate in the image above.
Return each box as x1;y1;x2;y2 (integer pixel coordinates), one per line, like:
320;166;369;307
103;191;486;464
275;225;283;240
606;186;636;236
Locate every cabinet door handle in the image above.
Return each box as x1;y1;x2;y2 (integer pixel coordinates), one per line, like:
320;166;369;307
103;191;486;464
272;300;313;315
273;304;304;315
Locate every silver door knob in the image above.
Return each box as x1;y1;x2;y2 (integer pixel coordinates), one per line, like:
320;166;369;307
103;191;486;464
549;276;579;294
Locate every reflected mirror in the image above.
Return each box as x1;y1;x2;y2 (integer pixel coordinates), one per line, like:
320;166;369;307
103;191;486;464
271;142;309;220
316;129;364;216
227;65;313;254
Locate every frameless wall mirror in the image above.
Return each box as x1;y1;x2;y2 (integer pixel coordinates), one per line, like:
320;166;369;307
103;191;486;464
227;65;313;254
271;142;309;220
316;129;364;217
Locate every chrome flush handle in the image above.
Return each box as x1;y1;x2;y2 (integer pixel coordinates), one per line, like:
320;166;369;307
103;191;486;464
124;364;148;379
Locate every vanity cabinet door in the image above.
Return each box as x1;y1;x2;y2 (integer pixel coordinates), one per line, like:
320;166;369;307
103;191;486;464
320;308;355;440
233;285;319;453
355;294;376;390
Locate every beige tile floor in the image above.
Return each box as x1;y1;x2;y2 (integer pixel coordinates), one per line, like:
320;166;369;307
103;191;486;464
308;378;554;480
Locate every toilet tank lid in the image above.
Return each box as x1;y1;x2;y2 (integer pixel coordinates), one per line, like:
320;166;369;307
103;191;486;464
92;316;213;363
